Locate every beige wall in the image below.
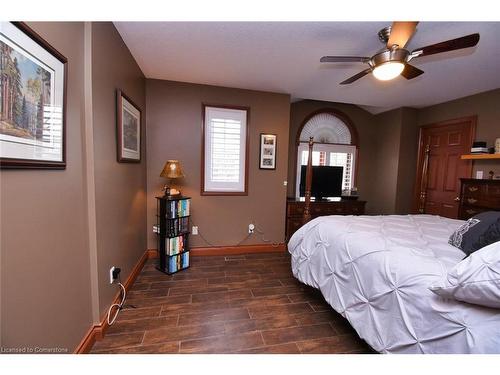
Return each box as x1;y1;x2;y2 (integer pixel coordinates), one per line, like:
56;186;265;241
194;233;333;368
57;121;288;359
287;100;379;213
1;22;92;350
0;22;147;351
91;22;147;316
146;80;290;248
417;88;500;177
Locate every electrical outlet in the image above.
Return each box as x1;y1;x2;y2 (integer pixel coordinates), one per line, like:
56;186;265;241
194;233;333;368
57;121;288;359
283;180;288;186
109;266;121;284
109;266;116;284
248;223;255;234
192;226;198;235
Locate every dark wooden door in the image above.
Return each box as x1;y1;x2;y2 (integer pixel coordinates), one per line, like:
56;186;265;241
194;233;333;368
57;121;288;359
413;117;476;219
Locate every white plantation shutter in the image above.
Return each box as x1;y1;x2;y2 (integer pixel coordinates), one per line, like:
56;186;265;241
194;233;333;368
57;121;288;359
204;106;247;193
329;150;354;191
211;118;241;182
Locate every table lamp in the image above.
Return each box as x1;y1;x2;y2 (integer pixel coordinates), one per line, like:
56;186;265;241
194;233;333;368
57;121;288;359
160;160;185;197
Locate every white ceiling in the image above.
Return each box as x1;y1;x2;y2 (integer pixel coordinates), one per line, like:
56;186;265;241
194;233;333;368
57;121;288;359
114;22;500;114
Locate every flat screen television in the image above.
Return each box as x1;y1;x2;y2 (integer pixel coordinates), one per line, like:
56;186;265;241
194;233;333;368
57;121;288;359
299;165;343;199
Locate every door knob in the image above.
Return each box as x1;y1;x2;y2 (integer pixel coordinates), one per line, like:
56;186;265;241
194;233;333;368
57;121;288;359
454;197;460;202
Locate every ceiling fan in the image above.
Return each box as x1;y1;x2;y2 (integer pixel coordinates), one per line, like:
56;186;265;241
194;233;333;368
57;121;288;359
320;22;480;85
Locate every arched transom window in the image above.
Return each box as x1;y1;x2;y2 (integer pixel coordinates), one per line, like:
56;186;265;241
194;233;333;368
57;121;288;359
296;111;357;198
299;112;352;144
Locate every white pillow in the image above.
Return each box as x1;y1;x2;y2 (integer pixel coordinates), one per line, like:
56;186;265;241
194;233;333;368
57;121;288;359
429;240;500;309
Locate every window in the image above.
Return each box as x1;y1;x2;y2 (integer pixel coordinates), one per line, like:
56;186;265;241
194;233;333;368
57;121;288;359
202;105;249;195
296;144;356;195
296;111;357;198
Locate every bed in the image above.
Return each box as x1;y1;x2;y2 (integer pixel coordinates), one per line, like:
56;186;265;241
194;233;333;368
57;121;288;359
288;214;500;354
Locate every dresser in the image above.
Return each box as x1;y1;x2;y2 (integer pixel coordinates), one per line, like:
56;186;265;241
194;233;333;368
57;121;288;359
458;178;500;220
286;198;366;240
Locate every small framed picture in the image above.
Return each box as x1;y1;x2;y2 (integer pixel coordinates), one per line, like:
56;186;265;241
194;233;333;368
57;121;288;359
0;22;67;169
259;133;277;170
117;89;141;162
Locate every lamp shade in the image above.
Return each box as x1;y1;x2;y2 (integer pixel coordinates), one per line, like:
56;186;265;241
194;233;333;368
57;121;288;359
160;160;185;179
372;62;404;81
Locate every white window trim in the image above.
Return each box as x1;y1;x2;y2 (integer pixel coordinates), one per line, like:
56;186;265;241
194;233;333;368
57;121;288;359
295;143;356;198
203;106;248;195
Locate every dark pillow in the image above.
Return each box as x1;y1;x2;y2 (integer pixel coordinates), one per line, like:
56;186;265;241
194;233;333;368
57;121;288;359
449;211;500;256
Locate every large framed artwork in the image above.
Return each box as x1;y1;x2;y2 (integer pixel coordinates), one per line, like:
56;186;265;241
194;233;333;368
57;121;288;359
0;22;67;169
116;89;141;162
259;133;277;170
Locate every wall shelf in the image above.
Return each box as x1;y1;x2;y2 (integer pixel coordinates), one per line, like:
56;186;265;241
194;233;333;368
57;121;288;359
461;154;500;160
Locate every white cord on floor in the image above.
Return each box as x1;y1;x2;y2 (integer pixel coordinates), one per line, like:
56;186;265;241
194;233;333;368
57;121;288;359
191;218;284;248
107;282;126;326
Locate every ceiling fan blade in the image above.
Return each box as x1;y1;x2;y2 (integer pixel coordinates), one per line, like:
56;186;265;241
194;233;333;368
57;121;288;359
411;33;480;58
387;21;418;48
401;64;424;80
320;56;370;63
340;68;372;85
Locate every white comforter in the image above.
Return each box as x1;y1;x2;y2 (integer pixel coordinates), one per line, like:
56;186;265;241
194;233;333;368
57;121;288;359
288;214;500;354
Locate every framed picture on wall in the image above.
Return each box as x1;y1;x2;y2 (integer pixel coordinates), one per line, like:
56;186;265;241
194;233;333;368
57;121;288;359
259;133;277;170
0;22;67;169
116;89;141;162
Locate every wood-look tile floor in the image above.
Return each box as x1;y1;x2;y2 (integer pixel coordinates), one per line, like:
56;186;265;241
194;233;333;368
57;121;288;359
90;252;374;354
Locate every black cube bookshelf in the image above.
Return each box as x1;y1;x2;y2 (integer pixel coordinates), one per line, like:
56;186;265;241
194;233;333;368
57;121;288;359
155;196;191;274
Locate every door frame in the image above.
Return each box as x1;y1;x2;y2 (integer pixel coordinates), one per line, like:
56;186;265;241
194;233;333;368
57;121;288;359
412;116;476;214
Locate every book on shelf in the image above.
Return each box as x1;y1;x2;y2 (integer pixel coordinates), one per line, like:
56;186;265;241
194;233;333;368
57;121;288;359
166;198;190;219
165;216;189;237
470;147;490;154
168;251;189;273
165;234;187;256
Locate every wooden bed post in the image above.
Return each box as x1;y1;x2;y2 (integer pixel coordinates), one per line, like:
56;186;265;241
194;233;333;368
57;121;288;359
303;137;314;224
418;144;431;213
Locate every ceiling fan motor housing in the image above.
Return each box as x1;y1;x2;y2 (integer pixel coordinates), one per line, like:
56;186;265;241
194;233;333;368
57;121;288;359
369;48;409;69
377;26;392;44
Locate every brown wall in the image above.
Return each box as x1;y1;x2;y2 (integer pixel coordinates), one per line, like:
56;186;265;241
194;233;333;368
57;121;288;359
417;88;500;177
371;109;403;214
1;22;497;352
0;22;92;350
370;89;500;215
0;21;147;352
289;91;500;216
370;107;419;215
91;22;147;316
146;80;290;248
395;108;419;214
287;100;379;213
286;101;420;216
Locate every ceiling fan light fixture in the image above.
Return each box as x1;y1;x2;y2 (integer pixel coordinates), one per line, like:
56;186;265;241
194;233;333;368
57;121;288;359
372;62;405;81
